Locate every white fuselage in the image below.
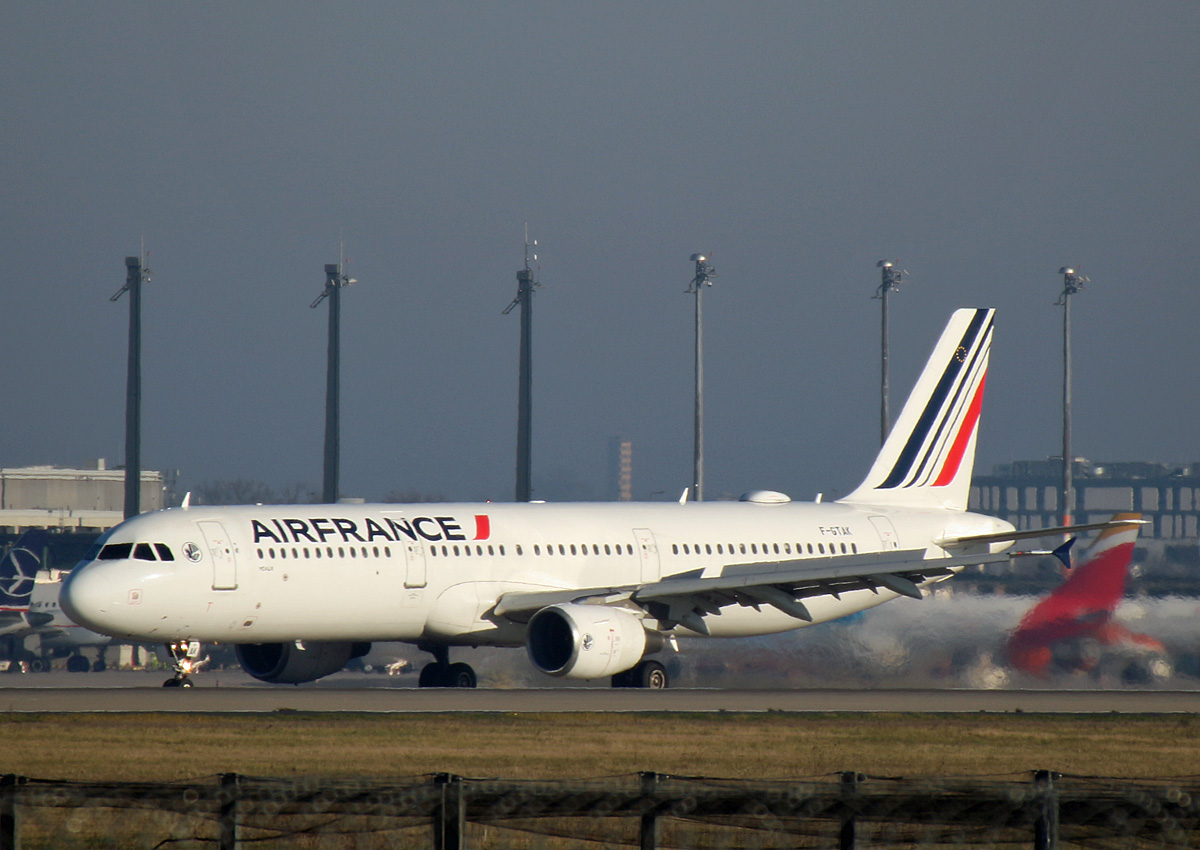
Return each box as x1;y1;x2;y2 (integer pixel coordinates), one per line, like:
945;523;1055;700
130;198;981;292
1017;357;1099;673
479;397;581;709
61;499;1012;647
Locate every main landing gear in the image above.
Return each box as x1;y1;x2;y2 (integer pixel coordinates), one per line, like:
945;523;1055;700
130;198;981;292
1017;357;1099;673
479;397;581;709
162;640;206;688
611;659;669;689
417;645;477;688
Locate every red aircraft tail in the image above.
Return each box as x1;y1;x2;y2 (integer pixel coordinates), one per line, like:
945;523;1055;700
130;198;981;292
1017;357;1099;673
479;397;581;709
1006;514;1160;677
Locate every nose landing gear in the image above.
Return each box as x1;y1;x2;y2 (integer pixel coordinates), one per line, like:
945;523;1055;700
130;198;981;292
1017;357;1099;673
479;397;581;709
162;640;207;688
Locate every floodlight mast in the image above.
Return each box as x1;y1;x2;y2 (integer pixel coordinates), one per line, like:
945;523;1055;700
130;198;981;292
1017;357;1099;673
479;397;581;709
312;261;356;504
504;225;539;502
111;254;151;519
1056;266;1088;528
874;260;907;446
688;254;716;502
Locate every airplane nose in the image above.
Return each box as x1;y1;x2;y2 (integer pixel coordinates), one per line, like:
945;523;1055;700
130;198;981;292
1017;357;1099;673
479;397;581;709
60;564;117;633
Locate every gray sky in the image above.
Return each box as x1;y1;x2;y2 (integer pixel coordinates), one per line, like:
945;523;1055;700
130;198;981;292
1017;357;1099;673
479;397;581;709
3;3;1198;503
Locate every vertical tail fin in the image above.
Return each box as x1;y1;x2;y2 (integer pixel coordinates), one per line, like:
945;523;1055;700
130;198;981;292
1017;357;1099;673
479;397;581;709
0;529;48;606
1007;514;1146;677
840;308;994;511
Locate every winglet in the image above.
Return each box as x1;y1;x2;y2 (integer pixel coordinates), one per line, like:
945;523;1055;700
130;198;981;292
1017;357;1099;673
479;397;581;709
1050;538;1076;569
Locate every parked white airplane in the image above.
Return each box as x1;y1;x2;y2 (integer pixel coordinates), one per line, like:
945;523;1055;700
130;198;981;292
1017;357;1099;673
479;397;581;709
61;308;1097;688
1;529;112;672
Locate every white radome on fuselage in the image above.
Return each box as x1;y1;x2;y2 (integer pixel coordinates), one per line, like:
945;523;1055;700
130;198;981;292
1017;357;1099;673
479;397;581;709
61;499;1011;646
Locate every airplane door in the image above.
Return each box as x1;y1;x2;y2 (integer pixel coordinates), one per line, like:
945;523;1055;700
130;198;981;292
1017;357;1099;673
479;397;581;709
198;520;238;590
403;540;427;589
869;516;901;550
633;528;660;583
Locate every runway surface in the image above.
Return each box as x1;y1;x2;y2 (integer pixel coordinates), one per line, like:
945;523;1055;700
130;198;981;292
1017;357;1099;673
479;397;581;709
1;671;1199;713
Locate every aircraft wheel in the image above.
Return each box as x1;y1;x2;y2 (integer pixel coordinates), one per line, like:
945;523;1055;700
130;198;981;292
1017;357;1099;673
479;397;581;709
446;662;477;688
633;659;668;689
92;658;107;673
163;678;181;688
28;656;49;674
66;655;90;673
418;662;444;688
179;677;194;688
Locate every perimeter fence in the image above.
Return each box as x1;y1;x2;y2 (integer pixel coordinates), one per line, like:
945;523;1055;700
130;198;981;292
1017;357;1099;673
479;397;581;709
2;770;1198;849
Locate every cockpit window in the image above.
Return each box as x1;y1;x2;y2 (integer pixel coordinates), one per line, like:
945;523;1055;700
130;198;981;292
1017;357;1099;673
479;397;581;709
134;543;157;561
98;543;133;560
154;543;175;561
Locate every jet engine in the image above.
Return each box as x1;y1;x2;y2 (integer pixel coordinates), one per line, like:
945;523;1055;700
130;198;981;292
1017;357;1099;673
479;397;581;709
236;641;370;684
526;603;652;679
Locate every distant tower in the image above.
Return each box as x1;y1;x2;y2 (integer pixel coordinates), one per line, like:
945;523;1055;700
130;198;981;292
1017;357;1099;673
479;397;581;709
311;258;356;504
688;254;716;502
1056;266;1088;527
111;252;151;519
874;260;907;445
607;436;633;501
504;226;539;502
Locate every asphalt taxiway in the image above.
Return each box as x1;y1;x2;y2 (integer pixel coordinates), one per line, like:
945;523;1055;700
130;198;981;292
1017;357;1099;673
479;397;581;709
1;671;1198;713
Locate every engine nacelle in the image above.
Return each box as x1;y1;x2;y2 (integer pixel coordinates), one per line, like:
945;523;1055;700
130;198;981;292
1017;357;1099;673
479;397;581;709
526;603;649;679
236;641;370;684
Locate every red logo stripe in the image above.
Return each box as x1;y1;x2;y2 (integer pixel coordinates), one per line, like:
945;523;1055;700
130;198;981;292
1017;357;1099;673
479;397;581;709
473;515;491;540
932;371;987;487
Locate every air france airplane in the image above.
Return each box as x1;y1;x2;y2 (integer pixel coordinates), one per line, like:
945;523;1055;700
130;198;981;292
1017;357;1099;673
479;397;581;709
61;308;1088;688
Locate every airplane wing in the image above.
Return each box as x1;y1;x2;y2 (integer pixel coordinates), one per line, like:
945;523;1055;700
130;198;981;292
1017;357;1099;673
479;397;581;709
938;516;1147;549
492;547;1014;635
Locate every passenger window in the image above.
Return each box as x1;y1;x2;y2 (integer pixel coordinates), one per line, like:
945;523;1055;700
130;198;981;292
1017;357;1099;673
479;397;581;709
682;544;689;555
134;543;156;561
739;544;746;554
626;544;633;555
154;543;175;561
559;545;566;555
488;545;494;556
773;544;780;554
750;544;757;555
534;544;541;555
673;544;679;555
807;543;814;554
706;544;712;555
818;543;825;554
570;544;577;556
717;544;723;554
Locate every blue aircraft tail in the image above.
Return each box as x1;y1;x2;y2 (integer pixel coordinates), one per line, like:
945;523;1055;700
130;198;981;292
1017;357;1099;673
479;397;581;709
0;530;48;606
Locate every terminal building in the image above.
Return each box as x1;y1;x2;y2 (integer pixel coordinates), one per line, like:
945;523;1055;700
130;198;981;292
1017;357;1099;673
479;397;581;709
0;460;165;534
970;458;1200;580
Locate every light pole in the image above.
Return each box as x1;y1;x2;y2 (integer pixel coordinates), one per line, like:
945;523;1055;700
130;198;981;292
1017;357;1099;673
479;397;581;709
111;254;151;519
688;254;716;502
1056;266;1088;527
312;262;356;504
874;260;907;445
503;226;539;502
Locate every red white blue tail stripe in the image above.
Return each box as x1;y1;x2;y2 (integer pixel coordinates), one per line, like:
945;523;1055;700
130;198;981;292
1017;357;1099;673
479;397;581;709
841;308;994;510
